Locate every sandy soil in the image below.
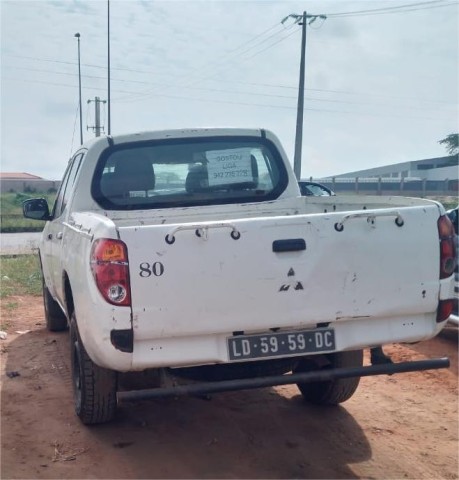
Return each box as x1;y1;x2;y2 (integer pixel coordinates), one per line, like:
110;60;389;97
1;296;457;479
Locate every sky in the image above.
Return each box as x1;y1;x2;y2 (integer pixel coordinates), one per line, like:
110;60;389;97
1;0;458;181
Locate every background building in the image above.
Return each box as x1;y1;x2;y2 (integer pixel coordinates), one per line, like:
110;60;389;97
0;172;60;193
309;155;459;196
331;155;458;181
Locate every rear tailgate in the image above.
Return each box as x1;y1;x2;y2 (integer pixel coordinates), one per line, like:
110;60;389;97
118;205;440;341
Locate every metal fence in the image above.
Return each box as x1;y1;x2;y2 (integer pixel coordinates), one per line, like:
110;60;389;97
310;177;459;197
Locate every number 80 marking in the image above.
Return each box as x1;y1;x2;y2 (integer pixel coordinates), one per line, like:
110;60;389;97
139;262;165;277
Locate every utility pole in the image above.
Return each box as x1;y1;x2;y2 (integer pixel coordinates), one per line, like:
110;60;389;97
294;12;307;181
282;12;326;180
87;97;107;137
74;33;83;145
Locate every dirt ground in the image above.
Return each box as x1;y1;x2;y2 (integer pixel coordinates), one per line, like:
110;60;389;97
1;296;457;479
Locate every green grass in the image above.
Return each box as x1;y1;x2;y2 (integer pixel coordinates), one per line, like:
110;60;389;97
440;199;458;210
0;254;42;298
0;192;56;233
0;192;456;233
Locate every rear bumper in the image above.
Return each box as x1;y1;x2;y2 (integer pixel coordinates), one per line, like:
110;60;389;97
86;312;447;371
118;356;450;402
128;313;444;371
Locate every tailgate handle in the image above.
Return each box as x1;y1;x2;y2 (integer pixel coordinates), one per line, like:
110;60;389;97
272;238;306;252
335;210;404;232
166;222;240;244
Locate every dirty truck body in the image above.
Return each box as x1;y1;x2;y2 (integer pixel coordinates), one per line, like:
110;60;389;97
23;128;455;424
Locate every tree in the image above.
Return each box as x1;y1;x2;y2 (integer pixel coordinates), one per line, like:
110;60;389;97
438;133;459;156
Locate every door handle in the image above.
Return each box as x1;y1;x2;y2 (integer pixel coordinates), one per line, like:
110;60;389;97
272;238;306;252
56;232;63;240
47;233;53;240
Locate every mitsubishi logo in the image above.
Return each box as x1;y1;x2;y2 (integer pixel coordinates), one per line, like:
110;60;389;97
279;268;304;292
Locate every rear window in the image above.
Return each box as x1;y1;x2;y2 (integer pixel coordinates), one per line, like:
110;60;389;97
91;137;288;210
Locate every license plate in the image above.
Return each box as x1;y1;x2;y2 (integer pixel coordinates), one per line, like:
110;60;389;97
227;328;335;361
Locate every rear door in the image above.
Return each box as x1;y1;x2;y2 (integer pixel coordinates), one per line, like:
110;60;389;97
119;205;440;341
42;152;84;303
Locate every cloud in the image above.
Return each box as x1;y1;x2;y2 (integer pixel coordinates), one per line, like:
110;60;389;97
1;0;458;181
49;0;95;15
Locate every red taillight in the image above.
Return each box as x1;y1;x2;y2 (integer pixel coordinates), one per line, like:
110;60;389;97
437;215;457;279
437;299;454;323
90;239;131;306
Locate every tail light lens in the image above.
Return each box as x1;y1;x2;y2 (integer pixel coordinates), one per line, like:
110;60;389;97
90;239;131;306
437;215;457;279
437;299;454;323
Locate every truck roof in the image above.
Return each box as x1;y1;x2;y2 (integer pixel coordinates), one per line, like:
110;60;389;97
80;127;269;151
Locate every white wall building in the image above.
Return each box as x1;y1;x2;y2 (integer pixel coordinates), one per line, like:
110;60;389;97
332;155;458;181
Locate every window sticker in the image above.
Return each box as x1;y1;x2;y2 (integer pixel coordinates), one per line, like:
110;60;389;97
129;191;147;198
206;148;253;186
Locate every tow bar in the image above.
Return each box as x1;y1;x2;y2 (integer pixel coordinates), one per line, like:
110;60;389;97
117;357;450;403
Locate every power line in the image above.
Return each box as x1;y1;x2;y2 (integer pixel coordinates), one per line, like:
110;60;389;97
2;53;165;76
69;101;80;157
4;1;456;76
224;23;295;60
2;66;455;110
3;2;456;115
0;74;444;118
5;60;453;105
20;22;294;104
6;41;454;106
215;79;455;105
325;0;457;17
140;22;299;93
3;23;294;80
194;1;457;84
326;0;442;16
213;22;286;57
182;27;300;89
110;90;448;121
334;2;458;18
244;27;300;60
1;75;453;121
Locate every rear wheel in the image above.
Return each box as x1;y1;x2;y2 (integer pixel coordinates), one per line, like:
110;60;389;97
70;314;117;424
295;350;363;405
43;279;67;331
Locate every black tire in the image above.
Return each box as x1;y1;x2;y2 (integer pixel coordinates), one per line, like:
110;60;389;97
43;279;67;332
70;314;118;424
295;350;363;405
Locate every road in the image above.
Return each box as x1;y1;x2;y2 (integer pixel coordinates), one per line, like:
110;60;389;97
0;232;42;255
0;296;457;479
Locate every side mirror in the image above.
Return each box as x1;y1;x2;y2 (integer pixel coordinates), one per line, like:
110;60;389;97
23;198;51;221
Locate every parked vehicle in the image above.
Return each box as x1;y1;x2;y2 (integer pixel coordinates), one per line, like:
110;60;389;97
446;207;458;233
298;180;335;196
446;206;458;325
23;128;455;424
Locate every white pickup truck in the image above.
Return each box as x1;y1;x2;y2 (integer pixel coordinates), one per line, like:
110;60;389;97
23;128;455;424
